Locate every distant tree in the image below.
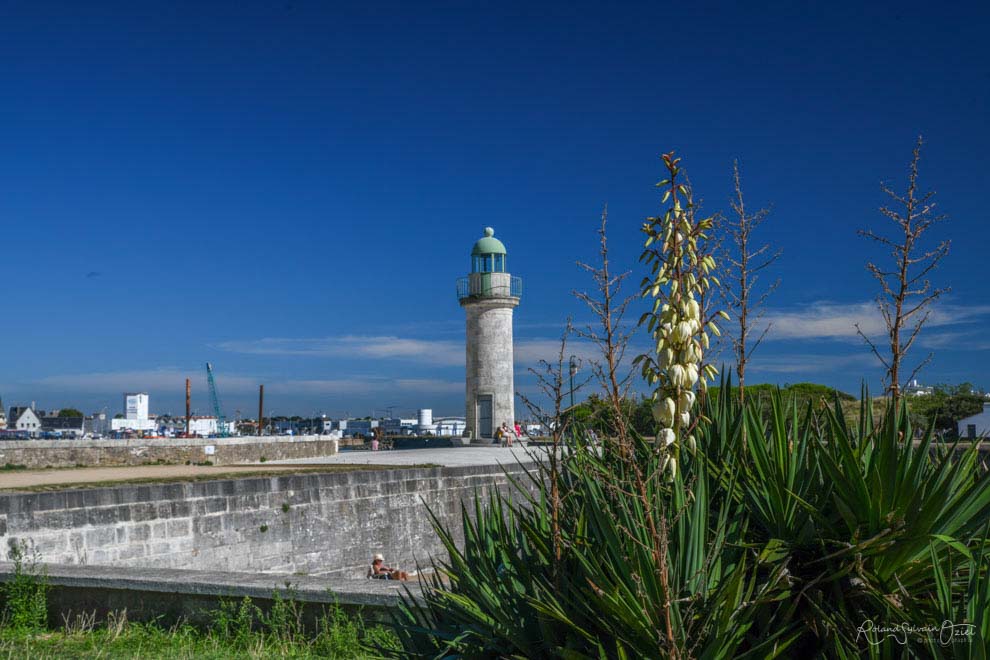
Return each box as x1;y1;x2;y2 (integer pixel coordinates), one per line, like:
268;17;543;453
907;385;986;438
113;413;124;419
57;408;84;418
856;136;950;403
721;161;781;405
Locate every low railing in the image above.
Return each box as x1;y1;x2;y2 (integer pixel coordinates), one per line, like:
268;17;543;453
456;276;523;300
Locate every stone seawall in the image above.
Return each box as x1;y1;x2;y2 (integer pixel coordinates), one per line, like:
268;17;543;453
0;435;337;468
0;463;533;579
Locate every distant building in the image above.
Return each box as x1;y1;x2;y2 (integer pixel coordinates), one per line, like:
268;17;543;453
111;417;157;432
8;406;41;435
383;418;418;435
112;391;157;432
959;403;990;439
84;411;110;436
124;393;150;420
189;416;221;437
435;417;466;437
904;379;935;397
0;396;5;429
40;416;84;438
341;419;379;438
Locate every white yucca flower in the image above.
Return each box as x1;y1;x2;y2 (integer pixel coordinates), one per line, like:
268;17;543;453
652;397;676;426
669;364;688;389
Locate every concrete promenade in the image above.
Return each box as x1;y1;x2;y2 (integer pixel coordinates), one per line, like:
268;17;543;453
0;444;543;490
273;443;542;468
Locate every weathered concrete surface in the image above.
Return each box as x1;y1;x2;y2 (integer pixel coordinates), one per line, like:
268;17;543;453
0;435;337;469
0;463;535;579
274;444;544;467
0;562;419;626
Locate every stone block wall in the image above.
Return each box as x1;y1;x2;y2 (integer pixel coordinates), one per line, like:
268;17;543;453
0;436;337;469
0;464;533;578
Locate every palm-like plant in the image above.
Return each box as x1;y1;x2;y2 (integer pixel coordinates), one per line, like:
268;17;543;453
389;152;987;657
390;380;990;658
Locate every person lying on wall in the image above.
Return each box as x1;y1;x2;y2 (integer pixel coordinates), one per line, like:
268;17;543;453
368;553;413;581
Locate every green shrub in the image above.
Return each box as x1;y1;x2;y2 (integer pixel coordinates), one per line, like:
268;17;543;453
1;543;49;634
211;596;259;650
0;585;396;658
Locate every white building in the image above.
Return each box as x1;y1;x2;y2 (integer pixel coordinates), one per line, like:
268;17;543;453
186;417;235;437
435;417;467;437
959;403;990;439
383;418;418;435
124;393;150;421
904;380;934;397
112;391;157;432
111;417;156;432
8;406;41;435
416;408;435;434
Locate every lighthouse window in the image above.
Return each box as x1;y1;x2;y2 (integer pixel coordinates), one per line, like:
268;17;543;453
494;254;504;272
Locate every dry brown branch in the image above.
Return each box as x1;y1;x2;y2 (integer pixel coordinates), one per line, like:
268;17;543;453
575;197;682;655
857;136;950;402
572;204;638;448
721;160;781;405
516;318;587;572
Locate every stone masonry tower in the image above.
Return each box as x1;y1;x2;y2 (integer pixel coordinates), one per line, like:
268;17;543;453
458;227;521;442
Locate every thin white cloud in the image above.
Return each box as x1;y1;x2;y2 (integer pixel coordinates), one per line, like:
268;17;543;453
394;378;463;393
919;331;990;351
513;339;601;366
747;353;878;374
215;336;464;367
32;370;462;397
762;301;990;341
217;334;613;369
34;368;258;394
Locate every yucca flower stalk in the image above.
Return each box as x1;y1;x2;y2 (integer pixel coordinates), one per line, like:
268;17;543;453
637;152;727;467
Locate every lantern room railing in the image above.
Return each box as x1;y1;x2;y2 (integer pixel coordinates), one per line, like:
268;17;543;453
457;276;523;300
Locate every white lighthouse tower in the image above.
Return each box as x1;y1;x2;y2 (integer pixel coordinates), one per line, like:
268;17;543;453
457;227;522;442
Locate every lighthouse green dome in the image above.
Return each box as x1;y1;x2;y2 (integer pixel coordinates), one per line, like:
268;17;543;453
471;227;507;256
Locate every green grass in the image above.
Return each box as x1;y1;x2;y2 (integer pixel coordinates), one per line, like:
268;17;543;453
0;617;398;659
0;546;399;658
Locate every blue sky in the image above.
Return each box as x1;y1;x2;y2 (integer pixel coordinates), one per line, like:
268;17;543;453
1;1;988;418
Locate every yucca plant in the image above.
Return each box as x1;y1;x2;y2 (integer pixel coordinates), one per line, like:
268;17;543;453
390;379;990;658
390;382;799;658
390;148;989;657
925;522;990;658
697;383;990;655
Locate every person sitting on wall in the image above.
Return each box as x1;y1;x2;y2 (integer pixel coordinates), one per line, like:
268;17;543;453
500;421;514;448
369;553;411;581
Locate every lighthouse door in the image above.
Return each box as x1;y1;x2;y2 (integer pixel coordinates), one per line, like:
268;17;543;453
477;395;493;438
